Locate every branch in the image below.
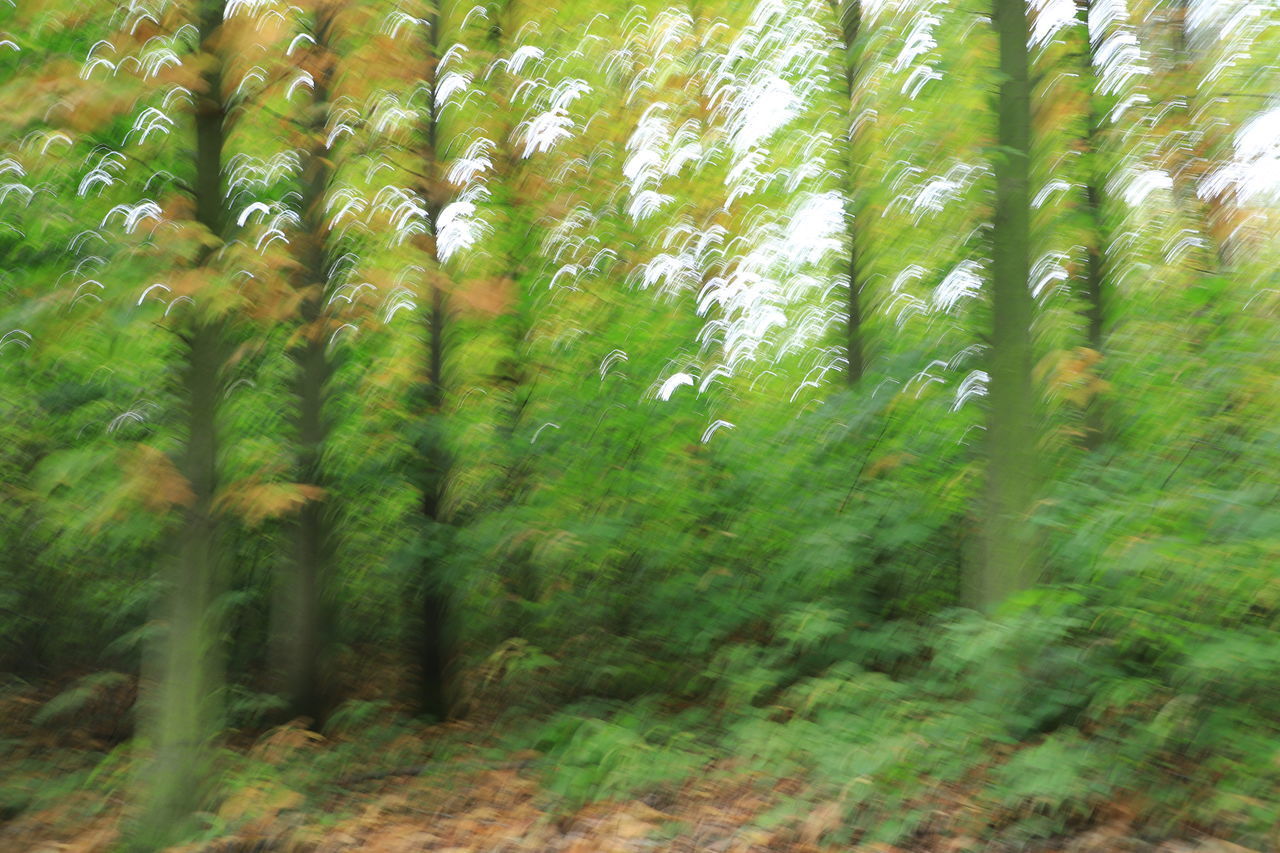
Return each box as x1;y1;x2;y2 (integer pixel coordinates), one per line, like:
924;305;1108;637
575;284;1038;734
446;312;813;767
119;149;193;194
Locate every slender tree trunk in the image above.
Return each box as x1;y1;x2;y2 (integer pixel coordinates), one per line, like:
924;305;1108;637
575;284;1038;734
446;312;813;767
277;334;331;720
271;4;337;726
1162;0;1230;270
973;0;1038;608
833;0;866;385
1078;0;1110;448
486;2;547;636
418;282;451;719
415;2;453;720
1080;178;1108;447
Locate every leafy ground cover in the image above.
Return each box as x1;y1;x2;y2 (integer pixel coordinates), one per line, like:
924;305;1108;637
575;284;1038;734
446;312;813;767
3;647;1274;853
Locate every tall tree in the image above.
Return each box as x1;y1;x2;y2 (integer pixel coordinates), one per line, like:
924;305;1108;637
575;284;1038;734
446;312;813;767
414;0;458;719
974;0;1039;607
489;0;539;467
1156;0;1229;269
134;0;236;843
270;0;343;725
1075;0;1113;448
483;0;547;631
831;0;867;385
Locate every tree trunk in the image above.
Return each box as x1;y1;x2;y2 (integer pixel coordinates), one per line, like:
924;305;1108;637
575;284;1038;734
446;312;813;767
973;0;1038;609
1162;0;1230;270
415;2;453;720
834;0;866;385
132;2;230;845
418;283;451;719
1078;0;1109;449
271;6;337;727
135;323;226;848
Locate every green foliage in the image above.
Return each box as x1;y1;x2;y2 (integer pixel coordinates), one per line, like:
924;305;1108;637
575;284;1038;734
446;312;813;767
31;671;131;728
322;700;397;739
1;0;1277;847
987;730;1110;839
531;702;710;808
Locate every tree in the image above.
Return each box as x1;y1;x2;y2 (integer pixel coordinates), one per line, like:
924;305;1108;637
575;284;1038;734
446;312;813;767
412;0;461;720
269;0;344;727
973;0;1039;607
133;0;237;844
830;0;868;385
1156;0;1230;269
1075;0;1114;448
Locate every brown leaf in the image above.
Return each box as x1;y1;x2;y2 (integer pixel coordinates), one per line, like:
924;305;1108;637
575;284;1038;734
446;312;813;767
453;276;514;317
217;482;325;526
131;446;194;512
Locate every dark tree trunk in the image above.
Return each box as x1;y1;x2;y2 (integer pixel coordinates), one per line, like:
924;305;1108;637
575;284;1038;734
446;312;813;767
418;281;452;720
1078;0;1110;449
415;2;454;720
272;5;338;727
834;0;866;385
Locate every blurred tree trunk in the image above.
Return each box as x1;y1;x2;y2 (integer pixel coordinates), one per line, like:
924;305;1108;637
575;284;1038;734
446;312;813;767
133;1;231;839
1078;0;1110;448
417;281;452;720
271;2;339;726
832;0;866;385
972;0;1038;608
415;0;454;721
491;4;542;635
1160;0;1230;270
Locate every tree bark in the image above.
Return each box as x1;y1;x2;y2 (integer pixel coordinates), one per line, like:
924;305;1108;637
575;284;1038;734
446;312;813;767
271;3;338;727
415;0;453;720
1078;0;1110;449
973;0;1038;608
833;0;866;385
133;2;231;845
1161;0;1230;270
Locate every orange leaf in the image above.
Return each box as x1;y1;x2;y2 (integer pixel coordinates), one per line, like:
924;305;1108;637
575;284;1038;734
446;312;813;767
131;446;195;513
217;482;326;526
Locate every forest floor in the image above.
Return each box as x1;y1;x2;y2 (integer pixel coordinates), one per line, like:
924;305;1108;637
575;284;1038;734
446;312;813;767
0;673;1268;853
